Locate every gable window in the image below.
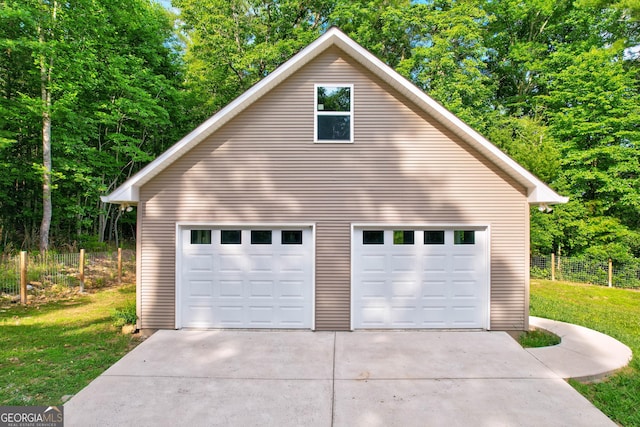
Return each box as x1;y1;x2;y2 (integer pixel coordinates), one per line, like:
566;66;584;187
315;84;353;142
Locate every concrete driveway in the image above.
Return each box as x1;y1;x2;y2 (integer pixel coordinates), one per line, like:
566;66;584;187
65;330;615;426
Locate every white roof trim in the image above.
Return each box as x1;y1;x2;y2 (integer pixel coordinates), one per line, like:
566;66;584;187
102;27;567;206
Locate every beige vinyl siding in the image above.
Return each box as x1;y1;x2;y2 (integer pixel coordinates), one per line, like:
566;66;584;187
139;46;529;331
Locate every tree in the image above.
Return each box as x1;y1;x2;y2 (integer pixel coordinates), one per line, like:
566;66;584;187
0;0;189;249
174;0;331;119
328;0;494;130
541;45;640;259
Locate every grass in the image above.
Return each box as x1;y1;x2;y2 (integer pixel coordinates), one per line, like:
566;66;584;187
530;279;640;426
0;284;139;406
517;328;560;348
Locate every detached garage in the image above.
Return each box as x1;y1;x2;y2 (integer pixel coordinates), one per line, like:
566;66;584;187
102;28;567;332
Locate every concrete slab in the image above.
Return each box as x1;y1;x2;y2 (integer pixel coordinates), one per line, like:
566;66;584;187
335;331;555;379
65;376;332;427
334;378;614;427
528;317;632;381
64;328;620;426
104;329;335;379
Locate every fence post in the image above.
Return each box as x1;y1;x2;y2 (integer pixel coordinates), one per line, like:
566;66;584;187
608;258;613;287
79;249;85;293
20;251;28;304
117;247;123;284
551;253;555;281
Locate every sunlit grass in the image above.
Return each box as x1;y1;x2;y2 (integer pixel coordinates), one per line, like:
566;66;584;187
517;328;560;348
0;284;139;405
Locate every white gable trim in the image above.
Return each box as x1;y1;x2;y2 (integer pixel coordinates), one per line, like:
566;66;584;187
102;27;567;206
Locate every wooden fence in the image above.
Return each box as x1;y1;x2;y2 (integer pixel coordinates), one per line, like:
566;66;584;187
0;249;135;303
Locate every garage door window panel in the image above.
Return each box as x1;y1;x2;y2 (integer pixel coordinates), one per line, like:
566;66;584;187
221;230;241;244
363;230;384;245
424;231;445;245
282;230;303;245
454;230;475;245
190;230;211;245
251;230;272;244
393;230;414;245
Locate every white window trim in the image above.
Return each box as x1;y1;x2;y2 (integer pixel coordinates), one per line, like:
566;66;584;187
314;83;354;143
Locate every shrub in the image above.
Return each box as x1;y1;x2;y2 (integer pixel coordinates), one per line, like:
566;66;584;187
111;300;137;327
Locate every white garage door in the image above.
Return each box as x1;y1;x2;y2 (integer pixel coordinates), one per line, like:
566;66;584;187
179;226;313;329
352;227;488;329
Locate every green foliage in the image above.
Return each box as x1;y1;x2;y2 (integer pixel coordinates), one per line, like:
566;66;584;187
329;0;494;130
546;46;640;227
487;116;561;183
174;0;328;118
111;300;137;327
0;0;191;249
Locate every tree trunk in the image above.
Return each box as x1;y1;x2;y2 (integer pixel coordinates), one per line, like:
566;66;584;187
40;97;52;252
38;1;56;253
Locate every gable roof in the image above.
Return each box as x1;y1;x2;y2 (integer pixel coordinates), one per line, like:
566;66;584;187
102;27;567;207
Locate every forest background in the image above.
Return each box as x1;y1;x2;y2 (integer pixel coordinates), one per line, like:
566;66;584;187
1;0;639;263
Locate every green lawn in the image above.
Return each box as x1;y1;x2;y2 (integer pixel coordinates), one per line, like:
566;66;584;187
530;279;640;426
0;284;139;406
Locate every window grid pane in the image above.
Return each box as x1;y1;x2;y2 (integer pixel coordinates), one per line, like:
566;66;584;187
316;84;353;142
454;230;475;245
190;230;211;245
251;230;272;245
221;230;241;244
317;86;351;111
363;230;384;245
393;230;414;245
424;231;445;245
317;115;350;140
282;230;303;245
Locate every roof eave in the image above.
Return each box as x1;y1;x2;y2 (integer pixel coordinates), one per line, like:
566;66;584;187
100;186;139;205
527;187;569;205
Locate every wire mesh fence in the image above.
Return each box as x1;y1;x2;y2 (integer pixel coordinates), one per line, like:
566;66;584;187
531;254;640;288
0;250;136;297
